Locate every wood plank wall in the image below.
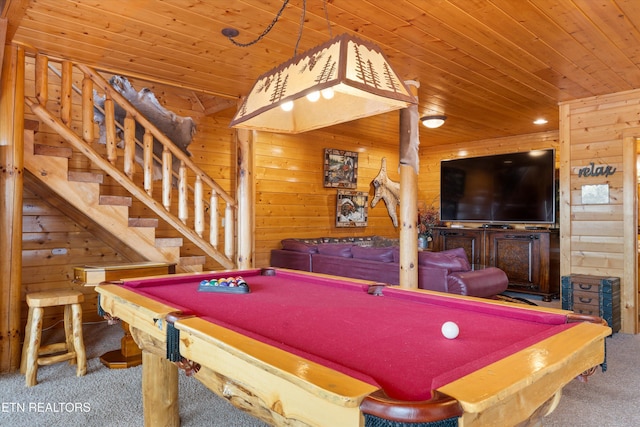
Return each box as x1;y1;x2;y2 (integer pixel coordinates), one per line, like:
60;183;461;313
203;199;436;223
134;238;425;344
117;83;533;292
560;89;640;334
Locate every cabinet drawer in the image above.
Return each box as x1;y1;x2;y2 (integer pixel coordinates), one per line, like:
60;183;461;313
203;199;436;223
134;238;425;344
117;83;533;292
572;282;600;292
572;290;600;306
572;304;600;316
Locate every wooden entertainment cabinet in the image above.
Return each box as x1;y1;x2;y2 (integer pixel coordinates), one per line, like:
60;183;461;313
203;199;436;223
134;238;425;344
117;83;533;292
432;227;560;301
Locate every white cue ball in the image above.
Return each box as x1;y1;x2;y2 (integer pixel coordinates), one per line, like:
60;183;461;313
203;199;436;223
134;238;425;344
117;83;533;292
441;321;459;339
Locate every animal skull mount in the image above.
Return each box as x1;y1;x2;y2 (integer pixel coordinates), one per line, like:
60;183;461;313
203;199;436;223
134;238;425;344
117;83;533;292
93;76;196;182
371;158;400;227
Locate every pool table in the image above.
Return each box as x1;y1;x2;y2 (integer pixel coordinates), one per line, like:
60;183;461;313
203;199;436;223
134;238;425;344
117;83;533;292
96;268;610;427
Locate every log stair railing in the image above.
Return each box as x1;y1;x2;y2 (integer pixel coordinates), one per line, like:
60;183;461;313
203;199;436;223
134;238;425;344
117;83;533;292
23;55;236;270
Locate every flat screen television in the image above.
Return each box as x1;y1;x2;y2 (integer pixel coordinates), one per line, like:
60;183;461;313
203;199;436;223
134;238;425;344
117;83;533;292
440;149;556;224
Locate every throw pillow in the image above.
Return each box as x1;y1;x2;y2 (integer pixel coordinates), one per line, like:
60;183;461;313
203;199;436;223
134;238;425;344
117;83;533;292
439;247;472;271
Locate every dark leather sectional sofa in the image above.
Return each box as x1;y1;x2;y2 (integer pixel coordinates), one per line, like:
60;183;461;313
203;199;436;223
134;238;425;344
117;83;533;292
270;237;508;298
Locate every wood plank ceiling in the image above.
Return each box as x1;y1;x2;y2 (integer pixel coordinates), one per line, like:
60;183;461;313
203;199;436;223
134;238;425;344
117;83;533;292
3;0;640;147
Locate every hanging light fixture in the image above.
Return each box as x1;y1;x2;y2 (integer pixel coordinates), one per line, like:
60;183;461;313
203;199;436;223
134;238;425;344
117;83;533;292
225;2;417;134
420;115;447;129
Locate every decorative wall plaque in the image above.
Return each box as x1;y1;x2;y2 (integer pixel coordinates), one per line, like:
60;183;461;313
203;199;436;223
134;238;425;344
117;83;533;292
581;184;609;204
336;190;368;227
324;149;358;188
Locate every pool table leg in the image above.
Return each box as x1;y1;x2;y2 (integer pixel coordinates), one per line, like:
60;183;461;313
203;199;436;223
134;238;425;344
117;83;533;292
142;350;179;427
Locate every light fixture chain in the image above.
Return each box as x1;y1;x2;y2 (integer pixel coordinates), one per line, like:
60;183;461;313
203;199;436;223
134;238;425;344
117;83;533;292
294;0;307;56
225;0;291;48
323;0;332;38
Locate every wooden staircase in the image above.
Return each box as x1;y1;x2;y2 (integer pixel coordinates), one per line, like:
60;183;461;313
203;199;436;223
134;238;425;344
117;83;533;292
22;55;238;272
24;129;206;272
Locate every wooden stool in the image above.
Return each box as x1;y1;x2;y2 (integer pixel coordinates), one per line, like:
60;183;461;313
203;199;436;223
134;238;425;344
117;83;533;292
20;290;87;387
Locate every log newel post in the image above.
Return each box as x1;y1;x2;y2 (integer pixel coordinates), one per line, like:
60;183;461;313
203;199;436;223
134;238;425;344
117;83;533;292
235;128;254;269
399;81;420;289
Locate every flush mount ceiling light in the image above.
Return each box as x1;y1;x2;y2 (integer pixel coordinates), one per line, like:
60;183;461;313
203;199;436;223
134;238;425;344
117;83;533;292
533;118;548;125
420;115;447;129
225;1;417;134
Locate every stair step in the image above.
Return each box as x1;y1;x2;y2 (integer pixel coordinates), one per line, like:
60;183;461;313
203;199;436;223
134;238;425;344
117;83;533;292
33;143;72;158
177;256;207;273
156;237;183;248
179;255;206;266
128;217;159;228
99;195;132;207
68;171;104;184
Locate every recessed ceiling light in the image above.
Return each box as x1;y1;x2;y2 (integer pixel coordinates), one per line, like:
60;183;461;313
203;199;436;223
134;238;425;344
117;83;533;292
533;118;548;125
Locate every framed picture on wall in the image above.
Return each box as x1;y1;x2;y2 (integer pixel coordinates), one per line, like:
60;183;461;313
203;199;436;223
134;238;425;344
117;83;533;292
336;190;368;227
324;148;358;188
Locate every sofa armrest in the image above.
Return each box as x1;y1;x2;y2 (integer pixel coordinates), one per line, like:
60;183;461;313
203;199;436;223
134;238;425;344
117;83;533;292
270;249;312;272
417;267;449;293
447;267;508;297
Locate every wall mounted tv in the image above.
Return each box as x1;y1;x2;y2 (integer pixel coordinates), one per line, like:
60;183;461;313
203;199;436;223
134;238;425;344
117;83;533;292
440;149;556;224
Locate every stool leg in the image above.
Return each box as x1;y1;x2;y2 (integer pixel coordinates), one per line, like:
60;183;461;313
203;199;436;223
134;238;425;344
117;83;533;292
24;307;44;387
20;306;35;375
71;303;87;377
63;304;75;365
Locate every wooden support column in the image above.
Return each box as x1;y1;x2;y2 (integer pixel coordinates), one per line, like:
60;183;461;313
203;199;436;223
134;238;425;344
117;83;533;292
0;19;6;80
398;81;420;289
0;44;25;372
236;128;254;269
622;133;638;333
141;350;179;427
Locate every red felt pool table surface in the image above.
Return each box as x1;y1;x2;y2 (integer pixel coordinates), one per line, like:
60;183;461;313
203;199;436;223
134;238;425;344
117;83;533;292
125;268;571;401
97;268;611;427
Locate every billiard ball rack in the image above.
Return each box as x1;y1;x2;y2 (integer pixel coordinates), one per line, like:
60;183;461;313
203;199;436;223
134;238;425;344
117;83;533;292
197;276;250;293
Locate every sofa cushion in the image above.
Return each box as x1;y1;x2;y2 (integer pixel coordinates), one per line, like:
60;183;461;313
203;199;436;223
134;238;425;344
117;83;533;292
418;251;468;272
351;246;395;263
281;239;318;254
317;243;353;258
439;247;472;271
